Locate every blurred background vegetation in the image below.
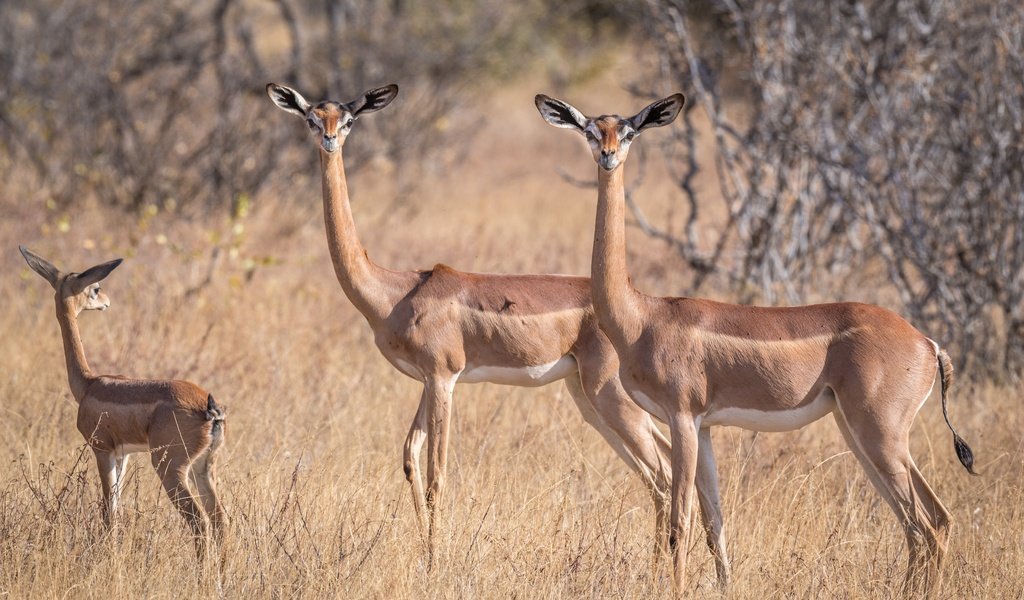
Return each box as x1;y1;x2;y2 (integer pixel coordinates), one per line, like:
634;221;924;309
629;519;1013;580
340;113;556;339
1;0;1021;380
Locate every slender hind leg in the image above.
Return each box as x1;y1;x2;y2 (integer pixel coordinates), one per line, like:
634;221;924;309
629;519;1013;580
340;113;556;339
832;411;902;517
190;450;227;543
151;444;209;560
190;444;228;585
834;405;952;593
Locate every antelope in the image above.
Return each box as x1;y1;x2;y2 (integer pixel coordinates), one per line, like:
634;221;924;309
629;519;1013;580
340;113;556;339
19;246;227;562
265;82;732;580
536;93;977;596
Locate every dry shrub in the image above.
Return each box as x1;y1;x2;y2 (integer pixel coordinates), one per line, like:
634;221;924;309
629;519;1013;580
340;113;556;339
637;0;1024;378
0;0;559;216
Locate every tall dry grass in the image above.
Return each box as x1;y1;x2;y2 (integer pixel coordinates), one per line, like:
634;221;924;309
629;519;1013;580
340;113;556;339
1;73;1021;599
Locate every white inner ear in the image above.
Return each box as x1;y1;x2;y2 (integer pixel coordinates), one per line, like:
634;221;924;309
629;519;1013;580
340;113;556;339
540;100;587;130
288;90;311;114
271;87;309;116
565;105;586;129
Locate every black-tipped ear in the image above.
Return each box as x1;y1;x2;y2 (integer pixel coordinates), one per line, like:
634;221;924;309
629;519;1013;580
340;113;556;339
20;245;61;289
348;84;399;116
535;94;587;131
69;258;123;295
266;83;312;117
629;93;685;132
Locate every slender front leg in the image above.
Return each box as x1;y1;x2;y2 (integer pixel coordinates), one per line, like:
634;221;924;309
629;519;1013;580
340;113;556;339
695;427;730;588
668;413;699;599
403;394;429;535
113;451;130;516
424;374;456;567
94;449;118;528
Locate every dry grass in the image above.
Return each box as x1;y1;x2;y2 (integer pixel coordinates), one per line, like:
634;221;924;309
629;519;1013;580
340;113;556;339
1;72;1022;599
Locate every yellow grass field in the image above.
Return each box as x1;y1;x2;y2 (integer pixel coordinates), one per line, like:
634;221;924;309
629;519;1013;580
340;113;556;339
2;72;1021;599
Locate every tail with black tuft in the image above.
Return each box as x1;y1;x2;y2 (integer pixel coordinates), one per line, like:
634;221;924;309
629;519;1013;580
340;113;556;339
205;393;225;421
205;393;226;438
937;349;978;475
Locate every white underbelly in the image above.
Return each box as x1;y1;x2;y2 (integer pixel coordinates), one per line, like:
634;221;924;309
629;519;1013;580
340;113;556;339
702;391;836;432
459;356;576;387
393;357;424;380
628;389;670;423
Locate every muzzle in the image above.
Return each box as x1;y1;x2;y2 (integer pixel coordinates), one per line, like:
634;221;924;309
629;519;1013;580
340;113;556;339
599;155;619;171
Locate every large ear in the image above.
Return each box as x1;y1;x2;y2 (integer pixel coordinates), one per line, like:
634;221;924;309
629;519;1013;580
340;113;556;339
629;93;685;132
266;83;311;117
535;94;587;131
19;245;60;289
347;84;399;116
68;258;123;295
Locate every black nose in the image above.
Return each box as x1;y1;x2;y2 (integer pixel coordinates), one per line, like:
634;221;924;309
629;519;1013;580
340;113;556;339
601;148;616;156
324;134;337;141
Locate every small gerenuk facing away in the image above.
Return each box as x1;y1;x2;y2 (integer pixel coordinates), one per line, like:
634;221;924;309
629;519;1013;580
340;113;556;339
20;246;227;564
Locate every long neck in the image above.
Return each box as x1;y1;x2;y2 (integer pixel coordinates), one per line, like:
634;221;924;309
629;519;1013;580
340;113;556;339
592;166;644;346
319;148;396;324
55;302;92;401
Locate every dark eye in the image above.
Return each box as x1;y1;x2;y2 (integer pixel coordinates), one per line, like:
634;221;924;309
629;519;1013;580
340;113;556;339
585;131;596;141
346;118;354;127
306;118;316;129
624;131;636;141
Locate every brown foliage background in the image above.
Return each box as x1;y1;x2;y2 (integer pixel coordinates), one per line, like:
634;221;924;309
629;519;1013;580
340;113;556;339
639;0;1024;378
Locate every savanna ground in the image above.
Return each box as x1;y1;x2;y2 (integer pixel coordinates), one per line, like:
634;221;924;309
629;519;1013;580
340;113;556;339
2;50;1023;600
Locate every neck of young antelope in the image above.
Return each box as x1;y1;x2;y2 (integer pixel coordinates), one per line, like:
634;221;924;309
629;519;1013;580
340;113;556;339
55;302;93;402
592;166;644;347
319;148;400;324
